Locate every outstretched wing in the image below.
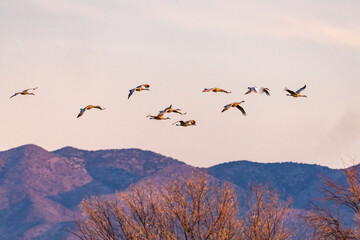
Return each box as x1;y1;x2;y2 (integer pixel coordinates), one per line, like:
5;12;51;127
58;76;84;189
25;87;38;92
285;88;297;96
236;105;246;116
222;104;231;112
157;111;166;117
128;88;135;99
172;120;183;125
245;87;257;95
202;88;211;92
161;104;172;113
219;89;231;94
261;88;270;96
94;105;105;110
296;85;306;94
77;108;86;118
244;88;252;95
173;109;186;115
10;92;20;99
159;109;167;115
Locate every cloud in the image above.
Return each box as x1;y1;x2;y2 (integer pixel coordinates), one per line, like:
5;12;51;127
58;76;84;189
151;1;360;51
25;0;360;50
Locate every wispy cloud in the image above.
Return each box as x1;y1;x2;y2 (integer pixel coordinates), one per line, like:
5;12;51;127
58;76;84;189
151;1;360;51
25;0;360;50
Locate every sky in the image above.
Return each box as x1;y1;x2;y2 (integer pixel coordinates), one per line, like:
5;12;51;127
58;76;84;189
1;0;360;169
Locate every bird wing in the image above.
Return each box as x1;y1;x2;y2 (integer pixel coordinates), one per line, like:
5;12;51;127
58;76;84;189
10;92;20;98
260;88;270;96
236;105;246;116
162;104;172;113
172;120;182;125
296;85;306;94
25;87;37;92
159;109;167;115
245;88;252;95
285;88;297;96
142;84;150;88
77;108;86;118
157;111;166;117
222;104;231;112
173;109;186;115
219;89;230;93
128;88;135;99
94;105;105;110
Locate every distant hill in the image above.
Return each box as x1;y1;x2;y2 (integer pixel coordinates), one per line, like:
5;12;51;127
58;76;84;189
0;145;349;239
206;160;347;209
0;145;195;240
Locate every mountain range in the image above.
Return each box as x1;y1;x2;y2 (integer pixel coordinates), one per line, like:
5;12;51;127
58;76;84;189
0;144;348;239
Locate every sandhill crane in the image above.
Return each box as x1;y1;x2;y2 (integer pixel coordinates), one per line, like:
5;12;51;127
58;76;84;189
222;101;246;115
285;85;307;98
128;84;150;99
10;87;38;99
159;104;186;115
146;113;170;120
202;88;231;94
260;87;271;96
245;86;258;95
77;105;106;118
173;120;196;127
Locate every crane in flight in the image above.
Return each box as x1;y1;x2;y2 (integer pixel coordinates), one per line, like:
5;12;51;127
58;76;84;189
77;105;106;118
222;101;246;116
202;88;231;94
10;87;38;99
172;120;196;127
285;85;307;98
128;84;150;99
244;86;258;95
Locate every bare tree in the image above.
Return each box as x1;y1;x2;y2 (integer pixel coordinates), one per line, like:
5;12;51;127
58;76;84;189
71;173;299;240
71;173;242;240
242;184;294;240
303;165;360;240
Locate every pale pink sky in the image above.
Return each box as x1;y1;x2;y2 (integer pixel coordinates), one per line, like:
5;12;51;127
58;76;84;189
1;0;360;168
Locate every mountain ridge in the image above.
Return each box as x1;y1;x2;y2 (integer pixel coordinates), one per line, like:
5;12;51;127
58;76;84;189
0;144;350;239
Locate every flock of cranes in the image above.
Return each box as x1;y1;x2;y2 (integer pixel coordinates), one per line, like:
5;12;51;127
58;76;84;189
9;84;307;127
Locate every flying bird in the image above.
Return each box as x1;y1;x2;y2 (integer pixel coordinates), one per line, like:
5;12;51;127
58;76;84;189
245;86;258;95
77;105;106;118
10;87;38;99
285;85;307;98
128;84;150;99
260;87;270;96
222;101;246;115
173;120;196;127
159;104;186;115
146;113;170;120
202;88;231;94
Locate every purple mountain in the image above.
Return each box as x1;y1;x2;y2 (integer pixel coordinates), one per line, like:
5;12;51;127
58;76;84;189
0;145;348;239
